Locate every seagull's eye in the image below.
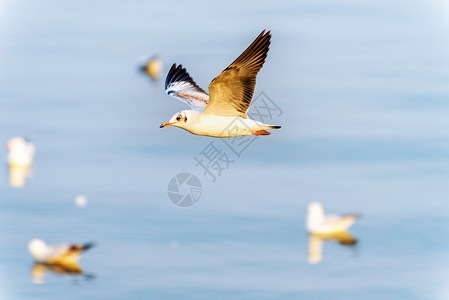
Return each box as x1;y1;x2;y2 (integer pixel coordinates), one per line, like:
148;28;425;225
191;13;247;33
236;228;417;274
176;115;182;121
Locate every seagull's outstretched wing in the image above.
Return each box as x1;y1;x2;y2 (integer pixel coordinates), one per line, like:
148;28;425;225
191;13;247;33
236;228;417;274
203;30;271;118
165;64;209;109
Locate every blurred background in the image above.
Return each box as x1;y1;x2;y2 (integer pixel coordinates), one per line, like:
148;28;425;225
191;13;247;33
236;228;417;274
0;0;448;299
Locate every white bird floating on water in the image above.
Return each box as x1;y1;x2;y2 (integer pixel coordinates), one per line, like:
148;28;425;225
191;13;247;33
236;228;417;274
160;30;281;137
28;239;94;266
306;202;359;264
6;137;35;167
306;202;358;234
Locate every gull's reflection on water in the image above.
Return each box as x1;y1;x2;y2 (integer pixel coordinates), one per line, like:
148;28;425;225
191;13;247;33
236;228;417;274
31;263;95;284
8;165;32;188
308;232;358;264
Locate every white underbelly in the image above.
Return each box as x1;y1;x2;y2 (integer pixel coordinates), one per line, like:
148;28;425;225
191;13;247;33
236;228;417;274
189;116;262;137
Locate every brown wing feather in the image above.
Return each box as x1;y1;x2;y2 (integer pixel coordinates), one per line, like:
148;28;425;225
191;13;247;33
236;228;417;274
203;30;271;118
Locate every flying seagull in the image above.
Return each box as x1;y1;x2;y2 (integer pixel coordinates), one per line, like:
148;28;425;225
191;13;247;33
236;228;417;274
308;231;357;264
28;239;94;266
160;30;281;137
306;202;359;234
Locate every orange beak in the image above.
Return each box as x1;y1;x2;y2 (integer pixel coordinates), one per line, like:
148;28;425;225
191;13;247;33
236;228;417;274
160;122;174;128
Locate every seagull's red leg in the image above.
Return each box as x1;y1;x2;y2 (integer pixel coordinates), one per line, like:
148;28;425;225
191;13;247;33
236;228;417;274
254;130;271;136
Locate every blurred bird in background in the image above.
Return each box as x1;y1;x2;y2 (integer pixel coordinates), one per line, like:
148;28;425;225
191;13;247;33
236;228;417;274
139;55;163;81
306;202;359;264
6;137;35;187
6;137;35;167
307;202;358;234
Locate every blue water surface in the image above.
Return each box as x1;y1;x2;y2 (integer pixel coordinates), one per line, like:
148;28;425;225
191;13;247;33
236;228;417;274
0;0;448;299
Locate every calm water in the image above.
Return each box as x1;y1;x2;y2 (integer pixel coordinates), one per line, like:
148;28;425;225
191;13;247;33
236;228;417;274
0;0;449;299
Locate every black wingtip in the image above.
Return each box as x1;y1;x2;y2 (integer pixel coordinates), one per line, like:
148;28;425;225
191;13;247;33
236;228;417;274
165;63;186;90
139;64;147;72
165;63;178;89
260;29;271;36
339;238;358;246
164;63;208;94
82;242;95;251
257;29;272;43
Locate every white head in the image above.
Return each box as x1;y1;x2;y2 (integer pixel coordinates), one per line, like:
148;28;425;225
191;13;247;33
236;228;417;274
6;137;35;166
28;239;49;261
160;110;199;131
307;202;325;231
6;137;28;152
